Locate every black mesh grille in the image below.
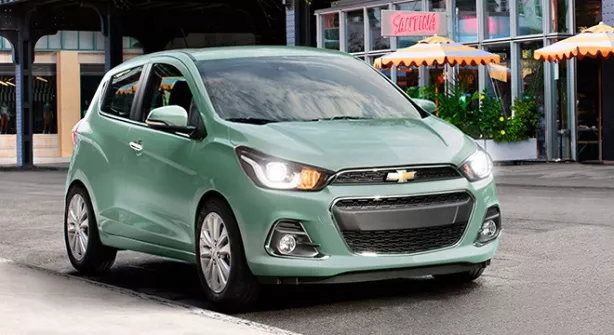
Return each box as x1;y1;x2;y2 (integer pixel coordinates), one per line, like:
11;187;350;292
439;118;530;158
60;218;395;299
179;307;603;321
334;192;472;254
341;223;466;254
335;192;472;210
331;166;461;185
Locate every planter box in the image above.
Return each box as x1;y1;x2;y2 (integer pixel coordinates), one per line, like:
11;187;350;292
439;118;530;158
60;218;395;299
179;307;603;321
473;138;537;162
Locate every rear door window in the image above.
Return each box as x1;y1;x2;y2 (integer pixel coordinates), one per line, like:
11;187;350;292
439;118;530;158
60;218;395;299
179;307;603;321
100;66;144;119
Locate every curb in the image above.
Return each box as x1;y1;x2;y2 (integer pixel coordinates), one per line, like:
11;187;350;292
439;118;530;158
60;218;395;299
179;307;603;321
0;258;302;335
0;165;68;171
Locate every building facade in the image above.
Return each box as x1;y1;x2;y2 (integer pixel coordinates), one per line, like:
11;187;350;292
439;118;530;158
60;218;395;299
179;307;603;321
0;31;258;162
287;0;608;162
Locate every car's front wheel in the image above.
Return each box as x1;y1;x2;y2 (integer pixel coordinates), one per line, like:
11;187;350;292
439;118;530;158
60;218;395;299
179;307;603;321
64;185;117;274
195;198;259;311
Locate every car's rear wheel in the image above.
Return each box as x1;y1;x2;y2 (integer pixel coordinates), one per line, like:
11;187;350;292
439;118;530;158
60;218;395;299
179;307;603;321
433;267;485;283
195;198;259;312
64;185;117;274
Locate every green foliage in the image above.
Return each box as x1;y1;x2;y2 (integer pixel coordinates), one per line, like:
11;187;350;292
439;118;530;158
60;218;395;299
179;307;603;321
410;80;540;143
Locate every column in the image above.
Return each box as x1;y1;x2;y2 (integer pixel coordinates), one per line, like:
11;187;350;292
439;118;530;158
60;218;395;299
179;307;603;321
104;13;123;72
56;51;81;158
14;27;35;168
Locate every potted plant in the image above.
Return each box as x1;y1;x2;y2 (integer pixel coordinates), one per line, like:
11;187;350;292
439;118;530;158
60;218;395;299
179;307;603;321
408;81;540;161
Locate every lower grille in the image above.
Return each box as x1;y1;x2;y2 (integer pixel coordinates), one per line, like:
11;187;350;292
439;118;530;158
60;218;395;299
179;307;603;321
341;223;467;254
333;192;472;254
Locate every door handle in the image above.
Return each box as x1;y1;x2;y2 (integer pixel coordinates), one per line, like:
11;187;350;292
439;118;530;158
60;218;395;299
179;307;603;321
129;141;143;152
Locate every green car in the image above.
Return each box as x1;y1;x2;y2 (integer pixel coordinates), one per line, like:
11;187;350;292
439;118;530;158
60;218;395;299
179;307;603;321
64;46;501;310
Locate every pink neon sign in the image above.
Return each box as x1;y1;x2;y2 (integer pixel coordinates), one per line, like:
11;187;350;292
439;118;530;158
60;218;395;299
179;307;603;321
381;10;447;37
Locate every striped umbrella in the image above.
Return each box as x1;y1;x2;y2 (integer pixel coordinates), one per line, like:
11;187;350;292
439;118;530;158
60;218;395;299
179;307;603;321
534;22;614;61
373;35;501;69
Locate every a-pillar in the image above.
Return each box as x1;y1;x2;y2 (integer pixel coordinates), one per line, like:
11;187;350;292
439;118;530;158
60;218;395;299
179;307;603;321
103;12;123;72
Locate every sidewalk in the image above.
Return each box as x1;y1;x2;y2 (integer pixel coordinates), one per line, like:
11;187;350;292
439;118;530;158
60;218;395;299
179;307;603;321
493;163;614;189
0;157;70;170
0;259;298;335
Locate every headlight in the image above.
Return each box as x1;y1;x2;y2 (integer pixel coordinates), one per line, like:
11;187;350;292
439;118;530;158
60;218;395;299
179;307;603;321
460;148;493;181
235;146;332;191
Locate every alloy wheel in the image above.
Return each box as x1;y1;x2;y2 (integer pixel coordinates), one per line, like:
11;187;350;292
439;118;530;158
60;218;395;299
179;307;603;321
66;194;89;261
200;212;231;293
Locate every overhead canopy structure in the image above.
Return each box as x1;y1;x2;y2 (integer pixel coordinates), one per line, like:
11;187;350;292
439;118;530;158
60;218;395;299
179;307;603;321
373;35;501;69
0;0;287;168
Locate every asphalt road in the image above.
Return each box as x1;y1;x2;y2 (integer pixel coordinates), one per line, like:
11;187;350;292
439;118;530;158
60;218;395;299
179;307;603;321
1;170;613;335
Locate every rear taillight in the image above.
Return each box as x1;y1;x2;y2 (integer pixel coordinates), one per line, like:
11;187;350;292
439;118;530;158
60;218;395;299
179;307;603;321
72;119;83;145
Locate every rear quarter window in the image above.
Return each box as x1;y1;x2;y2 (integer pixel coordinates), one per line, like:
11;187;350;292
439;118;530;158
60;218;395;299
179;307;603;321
100;66;143;119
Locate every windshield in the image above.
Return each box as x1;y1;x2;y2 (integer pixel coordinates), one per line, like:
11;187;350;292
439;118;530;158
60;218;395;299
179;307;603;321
196;56;424;123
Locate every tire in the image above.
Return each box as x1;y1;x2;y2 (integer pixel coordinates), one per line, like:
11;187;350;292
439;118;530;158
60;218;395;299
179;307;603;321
64;185;117;274
195;198;259;312
433;267;485;283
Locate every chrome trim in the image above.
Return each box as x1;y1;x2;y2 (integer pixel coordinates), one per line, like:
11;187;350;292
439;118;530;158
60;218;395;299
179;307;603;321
327;164;464;185
264;220;329;260
328;189;477;257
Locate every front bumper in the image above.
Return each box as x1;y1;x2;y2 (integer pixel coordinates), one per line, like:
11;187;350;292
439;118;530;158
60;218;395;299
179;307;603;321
228;174;501;280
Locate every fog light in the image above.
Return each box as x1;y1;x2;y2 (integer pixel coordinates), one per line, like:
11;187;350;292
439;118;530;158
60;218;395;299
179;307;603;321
480;220;498;240
266;220;322;258
278;234;297;255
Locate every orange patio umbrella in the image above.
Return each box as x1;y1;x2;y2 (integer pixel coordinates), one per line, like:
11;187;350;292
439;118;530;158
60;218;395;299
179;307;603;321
534;22;614;61
373;35;501;69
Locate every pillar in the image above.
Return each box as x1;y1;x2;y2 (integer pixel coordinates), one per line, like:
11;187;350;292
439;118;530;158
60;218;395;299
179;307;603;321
56;51;81;158
104;12;123;72
14;26;35;168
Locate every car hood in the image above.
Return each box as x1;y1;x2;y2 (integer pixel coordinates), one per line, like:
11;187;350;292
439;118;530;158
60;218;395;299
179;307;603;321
226;116;477;172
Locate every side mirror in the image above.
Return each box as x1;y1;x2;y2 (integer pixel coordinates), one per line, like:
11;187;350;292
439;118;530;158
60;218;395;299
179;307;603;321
146;105;194;133
412;98;437;114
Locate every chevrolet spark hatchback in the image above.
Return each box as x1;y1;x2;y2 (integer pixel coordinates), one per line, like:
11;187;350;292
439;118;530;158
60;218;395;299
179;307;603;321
64;46;501;310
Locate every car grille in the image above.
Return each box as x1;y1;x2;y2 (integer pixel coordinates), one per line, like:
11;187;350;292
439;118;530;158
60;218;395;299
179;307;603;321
335;192;471;210
330;166;462;185
334;192;472;254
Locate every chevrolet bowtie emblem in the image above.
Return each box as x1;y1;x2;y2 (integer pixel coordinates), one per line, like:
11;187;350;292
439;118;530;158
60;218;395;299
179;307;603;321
386;170;417;183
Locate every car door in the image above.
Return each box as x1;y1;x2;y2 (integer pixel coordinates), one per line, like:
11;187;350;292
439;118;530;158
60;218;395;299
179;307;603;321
121;58;205;252
87;65;149;238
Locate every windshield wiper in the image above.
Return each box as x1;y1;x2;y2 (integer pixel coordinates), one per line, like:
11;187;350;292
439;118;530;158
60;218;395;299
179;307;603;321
226;117;279;125
311;116;373;121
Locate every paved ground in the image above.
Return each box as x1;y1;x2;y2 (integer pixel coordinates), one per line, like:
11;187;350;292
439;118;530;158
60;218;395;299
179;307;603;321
0;260;295;335
0;165;613;335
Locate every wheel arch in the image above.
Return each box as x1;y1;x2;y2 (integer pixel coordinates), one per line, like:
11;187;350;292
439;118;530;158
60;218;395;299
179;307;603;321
194;190;233;235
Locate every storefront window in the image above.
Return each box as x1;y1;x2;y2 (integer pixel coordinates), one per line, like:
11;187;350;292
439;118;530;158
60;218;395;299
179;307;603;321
550;0;569;33
368;6;390;51
485;44;512;116
575;0;601;32
321;13;340;50
346;10;365;53
397;67;420;91
80;64;105;118
455;0;478;43
0;64;57;135
396;1;423;48
428;0;446;11
520;41;546;158
518;0;543;35
576;58;600;161
485;0;510;39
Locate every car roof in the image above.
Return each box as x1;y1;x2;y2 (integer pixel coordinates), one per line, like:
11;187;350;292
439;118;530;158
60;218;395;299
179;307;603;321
120;45;353;67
